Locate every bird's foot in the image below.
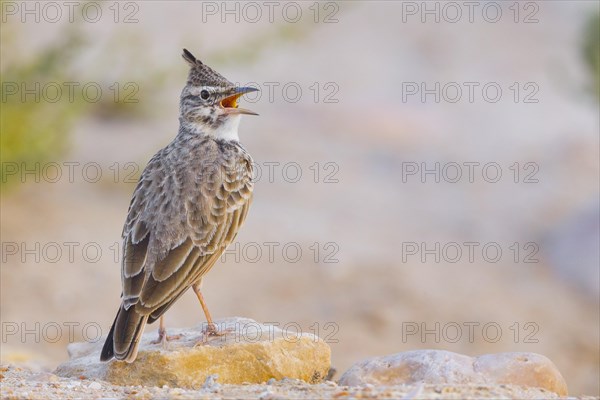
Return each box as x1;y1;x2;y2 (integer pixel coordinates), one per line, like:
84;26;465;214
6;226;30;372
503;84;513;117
150;329;182;348
194;323;232;346
203;322;225;337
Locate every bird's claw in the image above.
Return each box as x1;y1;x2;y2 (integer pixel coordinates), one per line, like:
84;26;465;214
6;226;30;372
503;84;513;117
151;331;182;348
193;324;232;347
204;323;224;337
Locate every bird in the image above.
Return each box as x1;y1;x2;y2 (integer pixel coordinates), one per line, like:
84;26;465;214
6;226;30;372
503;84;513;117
100;49;258;363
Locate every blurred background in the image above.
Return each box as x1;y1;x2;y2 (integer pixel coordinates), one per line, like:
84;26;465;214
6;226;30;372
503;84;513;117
1;0;598;395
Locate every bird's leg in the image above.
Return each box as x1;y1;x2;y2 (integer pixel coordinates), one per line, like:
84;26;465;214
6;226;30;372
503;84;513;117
192;281;223;337
150;316;168;346
150;316;181;347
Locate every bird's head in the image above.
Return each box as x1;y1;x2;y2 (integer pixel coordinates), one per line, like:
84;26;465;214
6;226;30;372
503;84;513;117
179;48;258;140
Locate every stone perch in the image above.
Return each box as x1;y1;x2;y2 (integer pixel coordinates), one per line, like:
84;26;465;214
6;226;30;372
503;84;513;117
55;317;331;388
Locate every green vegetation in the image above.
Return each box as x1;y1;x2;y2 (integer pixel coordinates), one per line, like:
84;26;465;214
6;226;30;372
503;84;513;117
0;22;162;190
1;30;87;189
582;11;600;99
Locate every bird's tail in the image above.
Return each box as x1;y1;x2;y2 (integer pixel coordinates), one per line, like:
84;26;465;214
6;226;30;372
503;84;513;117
100;304;148;363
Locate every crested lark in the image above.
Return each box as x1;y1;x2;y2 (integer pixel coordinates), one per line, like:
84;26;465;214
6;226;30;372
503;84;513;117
101;49;257;362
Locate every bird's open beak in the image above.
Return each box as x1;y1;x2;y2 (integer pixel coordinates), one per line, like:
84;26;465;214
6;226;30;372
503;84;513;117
220;87;259;116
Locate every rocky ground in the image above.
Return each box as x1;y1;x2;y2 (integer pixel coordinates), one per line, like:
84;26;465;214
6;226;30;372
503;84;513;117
1;365;586;400
1;318;583;400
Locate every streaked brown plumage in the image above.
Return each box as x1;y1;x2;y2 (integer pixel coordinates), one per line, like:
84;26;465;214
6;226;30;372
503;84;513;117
100;49;258;362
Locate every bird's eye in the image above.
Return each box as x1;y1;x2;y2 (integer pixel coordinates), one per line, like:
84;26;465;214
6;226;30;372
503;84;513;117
200;90;210;100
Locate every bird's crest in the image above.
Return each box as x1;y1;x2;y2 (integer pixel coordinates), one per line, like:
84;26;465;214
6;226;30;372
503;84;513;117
182;48;232;87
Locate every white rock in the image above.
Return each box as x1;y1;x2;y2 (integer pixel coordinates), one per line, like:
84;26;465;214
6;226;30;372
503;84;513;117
338;350;568;396
88;382;102;390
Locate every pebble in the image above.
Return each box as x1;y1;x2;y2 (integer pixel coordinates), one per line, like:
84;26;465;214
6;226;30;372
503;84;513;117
259;388;280;400
203;374;220;389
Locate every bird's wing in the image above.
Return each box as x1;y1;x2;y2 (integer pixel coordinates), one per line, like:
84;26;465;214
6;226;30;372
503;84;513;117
120;147;253;316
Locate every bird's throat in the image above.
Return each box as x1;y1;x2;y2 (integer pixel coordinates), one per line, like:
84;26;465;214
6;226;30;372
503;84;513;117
186;114;241;142
212;114;241;141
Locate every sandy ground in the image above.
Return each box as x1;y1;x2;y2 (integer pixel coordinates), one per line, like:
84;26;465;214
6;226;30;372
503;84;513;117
1;364;587;400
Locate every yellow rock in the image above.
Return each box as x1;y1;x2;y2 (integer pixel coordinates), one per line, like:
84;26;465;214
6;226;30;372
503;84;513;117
55;317;331;388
